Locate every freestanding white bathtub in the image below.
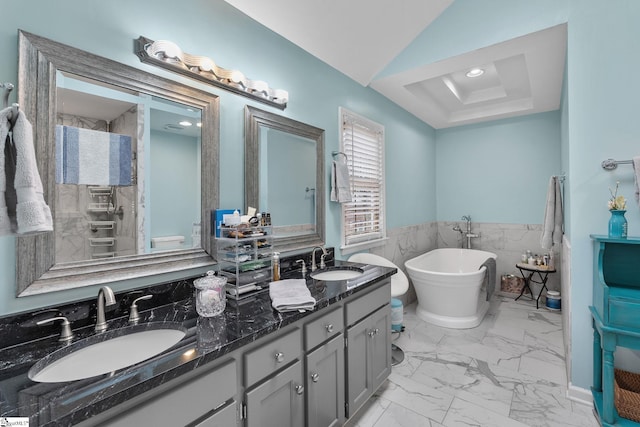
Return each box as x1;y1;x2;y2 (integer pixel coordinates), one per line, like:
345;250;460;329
405;248;497;329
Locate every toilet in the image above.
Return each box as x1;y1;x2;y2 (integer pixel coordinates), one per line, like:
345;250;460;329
348;252;409;365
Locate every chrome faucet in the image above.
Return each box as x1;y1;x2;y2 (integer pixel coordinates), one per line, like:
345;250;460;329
311;246;327;271
461;215;479;249
95;286;116;332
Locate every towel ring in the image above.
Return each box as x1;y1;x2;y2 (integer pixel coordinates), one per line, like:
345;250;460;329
332;151;348;162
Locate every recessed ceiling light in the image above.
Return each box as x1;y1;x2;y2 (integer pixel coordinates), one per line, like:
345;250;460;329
466;68;484;78
196;122;202;128
179;120;193;126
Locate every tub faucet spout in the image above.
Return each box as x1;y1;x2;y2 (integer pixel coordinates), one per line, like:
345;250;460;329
461;215;472;233
461;215;478;249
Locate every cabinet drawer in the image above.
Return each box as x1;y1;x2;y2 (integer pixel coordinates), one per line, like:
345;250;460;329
304;306;343;350
99;359;236;426
345;282;390;326
194;401;237;427
609;298;640;329
244;328;302;386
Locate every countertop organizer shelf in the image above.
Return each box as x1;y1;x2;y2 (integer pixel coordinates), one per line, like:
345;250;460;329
216;225;273;299
590;235;640;426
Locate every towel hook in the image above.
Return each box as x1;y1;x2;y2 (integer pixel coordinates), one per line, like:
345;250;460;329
1;82;15;109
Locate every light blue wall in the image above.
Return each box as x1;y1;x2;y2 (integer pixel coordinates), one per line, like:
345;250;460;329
566;0;640;389
0;0;434;315
265;130;315;226
149;130;200;246
436;112;561;223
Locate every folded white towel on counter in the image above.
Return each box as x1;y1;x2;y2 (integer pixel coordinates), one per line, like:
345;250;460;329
330;159;352;203
269;279;316;312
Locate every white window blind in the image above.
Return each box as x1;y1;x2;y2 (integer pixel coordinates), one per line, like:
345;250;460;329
339;108;385;249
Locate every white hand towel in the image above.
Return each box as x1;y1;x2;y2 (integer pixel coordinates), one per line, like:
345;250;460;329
11;110;53;234
540;176;563;250
0;107;12;235
633;156;640;206
330;159;352;203
269;279;316;312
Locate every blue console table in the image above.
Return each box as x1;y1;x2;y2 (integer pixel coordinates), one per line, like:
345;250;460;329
590;235;640;426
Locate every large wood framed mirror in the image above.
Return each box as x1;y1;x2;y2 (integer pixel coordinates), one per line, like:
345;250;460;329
16;31;219;296
245;106;325;252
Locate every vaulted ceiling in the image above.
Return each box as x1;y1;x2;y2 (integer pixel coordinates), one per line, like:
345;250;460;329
224;0;566;129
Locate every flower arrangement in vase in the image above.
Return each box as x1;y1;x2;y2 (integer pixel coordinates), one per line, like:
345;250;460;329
608;181;628;238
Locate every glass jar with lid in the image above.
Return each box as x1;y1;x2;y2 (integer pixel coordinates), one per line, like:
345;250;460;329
193;271;227;317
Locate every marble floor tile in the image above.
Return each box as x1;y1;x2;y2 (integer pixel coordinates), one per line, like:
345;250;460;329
371;401;445;427
442;396;531;427
376;372;455;423
349;297;598;427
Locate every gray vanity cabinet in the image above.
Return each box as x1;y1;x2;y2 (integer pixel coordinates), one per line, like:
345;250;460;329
344;284;392;418
306;334;345;427
72;280;391;427
244;360;305;427
304;306;346;427
243;328;305;427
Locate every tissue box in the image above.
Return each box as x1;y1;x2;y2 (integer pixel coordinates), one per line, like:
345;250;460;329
213;209;238;237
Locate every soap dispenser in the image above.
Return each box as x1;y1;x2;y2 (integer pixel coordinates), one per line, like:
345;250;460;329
272;252;280;281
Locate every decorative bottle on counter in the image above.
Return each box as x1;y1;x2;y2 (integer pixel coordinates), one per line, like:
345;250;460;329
272;252;280;281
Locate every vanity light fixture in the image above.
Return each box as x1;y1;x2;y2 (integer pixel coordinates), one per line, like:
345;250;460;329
466;68;484;78
135;36;288;109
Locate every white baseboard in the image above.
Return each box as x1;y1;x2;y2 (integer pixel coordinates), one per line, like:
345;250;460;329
567;383;593;406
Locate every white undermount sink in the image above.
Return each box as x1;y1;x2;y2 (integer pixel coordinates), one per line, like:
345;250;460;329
28;323;186;383
310;267;364;281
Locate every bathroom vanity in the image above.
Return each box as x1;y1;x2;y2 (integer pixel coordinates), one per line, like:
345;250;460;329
0;260;394;426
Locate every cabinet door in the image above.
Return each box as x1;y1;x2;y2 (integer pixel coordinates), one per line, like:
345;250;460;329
370;304;392;391
245;360;304;427
345;314;373;417
345;305;392;418
306;334;345;427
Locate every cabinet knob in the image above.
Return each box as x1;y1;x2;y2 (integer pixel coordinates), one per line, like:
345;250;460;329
274;352;285;363
325;324;334;333
295;385;304;395
311;373;319;382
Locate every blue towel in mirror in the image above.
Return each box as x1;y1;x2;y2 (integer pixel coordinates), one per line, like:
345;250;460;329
55;125;132;186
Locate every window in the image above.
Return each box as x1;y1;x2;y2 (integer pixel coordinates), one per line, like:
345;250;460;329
339;107;386;253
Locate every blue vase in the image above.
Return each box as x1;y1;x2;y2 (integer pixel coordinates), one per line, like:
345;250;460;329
608;210;628;238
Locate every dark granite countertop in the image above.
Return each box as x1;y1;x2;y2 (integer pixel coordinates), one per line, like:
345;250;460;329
0;260;395;426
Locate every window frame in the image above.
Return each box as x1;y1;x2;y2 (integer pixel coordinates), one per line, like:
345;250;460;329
338;107;387;254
